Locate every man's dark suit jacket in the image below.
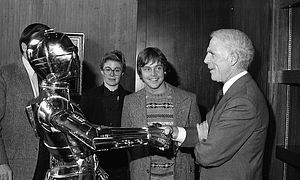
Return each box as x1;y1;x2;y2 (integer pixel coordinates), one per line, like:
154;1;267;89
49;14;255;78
79;84;131;178
182;73;269;180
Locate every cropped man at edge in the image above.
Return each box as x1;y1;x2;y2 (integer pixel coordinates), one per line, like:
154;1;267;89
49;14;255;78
164;29;269;180
0;23;50;180
80;50;131;180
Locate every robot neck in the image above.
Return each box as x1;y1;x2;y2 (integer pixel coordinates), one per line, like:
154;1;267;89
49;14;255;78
40;80;70;100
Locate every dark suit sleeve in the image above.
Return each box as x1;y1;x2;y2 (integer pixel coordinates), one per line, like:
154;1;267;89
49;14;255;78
194;97;257;167
180;127;199;147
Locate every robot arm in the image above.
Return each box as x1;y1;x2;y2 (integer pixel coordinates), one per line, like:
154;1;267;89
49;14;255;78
93;125;172;151
52;109;172;151
36;94;172;152
50;109;99;150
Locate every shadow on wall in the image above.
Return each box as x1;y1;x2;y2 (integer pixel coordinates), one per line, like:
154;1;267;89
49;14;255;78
120;65;135;92
165;62;180;87
165;62;208;121
70;61;97;103
82;61;98;92
262;100;276;180
248;47;261;81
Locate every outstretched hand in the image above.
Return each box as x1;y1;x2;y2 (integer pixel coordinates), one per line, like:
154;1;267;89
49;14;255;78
159;126;179;140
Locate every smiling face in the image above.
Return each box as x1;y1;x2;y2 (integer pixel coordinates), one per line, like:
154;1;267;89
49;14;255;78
204;37;234;83
100;60;123;90
141;61;166;94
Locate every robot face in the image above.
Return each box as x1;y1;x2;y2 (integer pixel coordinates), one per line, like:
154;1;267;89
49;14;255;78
26;30;80;82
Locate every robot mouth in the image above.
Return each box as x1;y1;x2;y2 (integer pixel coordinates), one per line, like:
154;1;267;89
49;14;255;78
30;57;50;79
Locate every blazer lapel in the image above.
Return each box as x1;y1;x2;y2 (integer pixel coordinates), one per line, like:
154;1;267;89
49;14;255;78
170;85;188;127
134;89;148;127
209;73;253;126
223;73;252;102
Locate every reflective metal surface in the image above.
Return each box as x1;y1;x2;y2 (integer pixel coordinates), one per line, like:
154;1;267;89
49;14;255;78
25;30;172;180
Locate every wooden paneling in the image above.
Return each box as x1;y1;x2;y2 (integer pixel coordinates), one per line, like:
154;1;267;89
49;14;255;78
229;1;274;179
136;0;271;121
281;0;300;8
1;0;297;179
0;0;138;92
285;4;300;179
230;0;271;95
137;0;275;179
269;0;289;179
270;0;300;179
276;145;300;169
136;0;232;111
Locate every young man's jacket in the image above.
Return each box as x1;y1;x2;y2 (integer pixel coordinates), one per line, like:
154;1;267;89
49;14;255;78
121;83;201;180
182;73;269;180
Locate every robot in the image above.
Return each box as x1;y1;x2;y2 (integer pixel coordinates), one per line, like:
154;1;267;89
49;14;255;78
25;29;171;180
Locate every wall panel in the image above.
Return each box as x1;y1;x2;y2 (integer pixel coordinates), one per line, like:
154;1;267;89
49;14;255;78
136;0;232;112
0;0;292;179
0;0;138;92
136;0;273;179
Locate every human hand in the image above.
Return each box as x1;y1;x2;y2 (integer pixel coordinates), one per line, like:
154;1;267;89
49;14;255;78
0;164;12;180
161;126;179;140
197;120;208;141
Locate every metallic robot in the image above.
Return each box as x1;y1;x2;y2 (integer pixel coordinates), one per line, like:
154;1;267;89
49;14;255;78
25;29;171;180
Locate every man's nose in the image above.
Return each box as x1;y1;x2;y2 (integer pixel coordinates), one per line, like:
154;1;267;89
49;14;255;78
204;55;209;64
151;68;158;75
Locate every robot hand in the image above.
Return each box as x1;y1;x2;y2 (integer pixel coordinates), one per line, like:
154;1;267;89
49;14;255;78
147;124;173;150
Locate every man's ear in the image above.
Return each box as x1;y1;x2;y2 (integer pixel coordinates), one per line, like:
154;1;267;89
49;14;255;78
21;42;27;53
230;52;238;66
21;42;28;59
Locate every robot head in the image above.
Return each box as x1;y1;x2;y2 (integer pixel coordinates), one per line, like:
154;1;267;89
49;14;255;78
26;29;80;83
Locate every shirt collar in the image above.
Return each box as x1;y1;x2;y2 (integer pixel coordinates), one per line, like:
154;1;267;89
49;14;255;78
103;85;119;96
22;56;35;78
223;71;247;95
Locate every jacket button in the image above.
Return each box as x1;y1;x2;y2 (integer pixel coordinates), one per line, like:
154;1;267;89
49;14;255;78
146;169;150;173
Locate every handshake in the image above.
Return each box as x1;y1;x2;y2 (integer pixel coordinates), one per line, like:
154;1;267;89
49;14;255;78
149;120;209;149
147;124;173;150
93;121;209;152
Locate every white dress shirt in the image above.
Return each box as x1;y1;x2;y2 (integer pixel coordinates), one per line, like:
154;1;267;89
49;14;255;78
22;57;39;98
